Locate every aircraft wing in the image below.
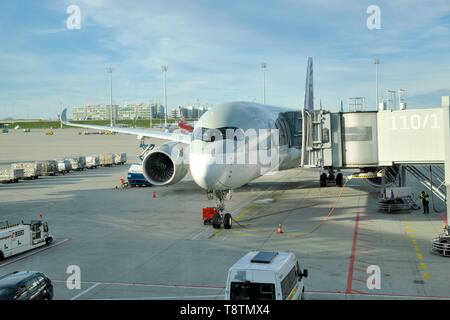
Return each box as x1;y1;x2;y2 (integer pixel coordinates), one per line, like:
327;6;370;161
60;109;191;144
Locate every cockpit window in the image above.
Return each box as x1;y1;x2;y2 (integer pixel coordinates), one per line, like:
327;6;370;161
193;127;244;142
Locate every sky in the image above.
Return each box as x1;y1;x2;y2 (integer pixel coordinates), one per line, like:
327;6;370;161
1;0;450;119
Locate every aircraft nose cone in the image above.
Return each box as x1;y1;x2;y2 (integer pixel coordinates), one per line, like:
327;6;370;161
190;154;230;190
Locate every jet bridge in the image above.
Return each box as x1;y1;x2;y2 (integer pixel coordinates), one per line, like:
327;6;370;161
300;96;450;254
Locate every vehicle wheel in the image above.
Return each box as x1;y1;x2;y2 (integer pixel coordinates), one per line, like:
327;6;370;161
223;213;232;229
320;173;327;187
336;173;344;187
0;251;4;261
45;237;53;245
212;214;221;229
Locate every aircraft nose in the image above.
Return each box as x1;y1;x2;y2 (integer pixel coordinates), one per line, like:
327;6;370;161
190;154;230;190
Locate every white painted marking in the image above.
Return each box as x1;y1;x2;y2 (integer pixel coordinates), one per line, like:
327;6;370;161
96;294;222;300
190;228;208;241
0;238;70;267
70;282;101;300
51;279;224;290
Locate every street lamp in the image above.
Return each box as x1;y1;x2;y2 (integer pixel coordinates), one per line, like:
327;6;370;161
107;67;114;127
261;62;267;104
374;58;380;110
161;65;168;128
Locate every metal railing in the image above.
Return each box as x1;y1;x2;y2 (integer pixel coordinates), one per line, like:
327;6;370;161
405;165;446;213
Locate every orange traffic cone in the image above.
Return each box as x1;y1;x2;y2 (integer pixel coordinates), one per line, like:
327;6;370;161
152;191;157;198
277;224;284;234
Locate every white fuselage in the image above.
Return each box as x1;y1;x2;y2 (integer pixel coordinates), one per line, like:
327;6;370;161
188;102;301;191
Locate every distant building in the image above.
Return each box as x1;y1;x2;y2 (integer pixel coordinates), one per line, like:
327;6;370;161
173;105;207;120
71;103;164;121
72;104;110;120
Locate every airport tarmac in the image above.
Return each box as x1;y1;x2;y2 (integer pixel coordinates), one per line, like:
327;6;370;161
0;129;449;300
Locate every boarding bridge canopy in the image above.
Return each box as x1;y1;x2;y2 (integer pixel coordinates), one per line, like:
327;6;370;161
301;100;450;168
377;108;444;165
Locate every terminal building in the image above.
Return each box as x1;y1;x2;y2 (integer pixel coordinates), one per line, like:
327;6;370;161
71;103;207;121
71;103;166;121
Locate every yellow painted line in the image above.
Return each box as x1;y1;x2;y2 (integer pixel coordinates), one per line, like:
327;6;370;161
420;263;428;270
411;239;417;245
409;234;416;239
423;272;432;281
414;246;422;253
417;253;423;260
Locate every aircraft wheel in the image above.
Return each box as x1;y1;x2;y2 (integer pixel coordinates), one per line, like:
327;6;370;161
212;214;221;229
320;173;327;187
223;213;232;229
336;173;344;187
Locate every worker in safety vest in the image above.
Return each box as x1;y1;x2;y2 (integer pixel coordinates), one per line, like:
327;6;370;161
419;191;430;214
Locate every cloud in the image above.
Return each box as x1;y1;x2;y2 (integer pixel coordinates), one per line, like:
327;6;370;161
2;0;450;118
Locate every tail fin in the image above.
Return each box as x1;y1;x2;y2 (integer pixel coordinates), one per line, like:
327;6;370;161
304;57;314;111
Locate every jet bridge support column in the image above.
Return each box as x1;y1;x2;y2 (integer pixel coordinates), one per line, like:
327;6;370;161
442;98;450;234
431;98;450;257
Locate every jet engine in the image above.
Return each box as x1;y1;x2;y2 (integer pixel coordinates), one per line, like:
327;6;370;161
142;142;189;186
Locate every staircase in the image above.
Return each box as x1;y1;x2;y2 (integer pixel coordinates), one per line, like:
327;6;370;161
404;165;446;212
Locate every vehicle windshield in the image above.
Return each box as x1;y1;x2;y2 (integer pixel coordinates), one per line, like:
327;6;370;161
0;288;16;300
230;282;276;300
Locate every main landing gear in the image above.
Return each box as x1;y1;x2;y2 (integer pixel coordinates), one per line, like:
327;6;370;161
203;190;233;229
320;168;344;188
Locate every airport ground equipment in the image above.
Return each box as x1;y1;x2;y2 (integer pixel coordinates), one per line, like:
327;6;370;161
225;251;308;300
69;158;82;171
56;159;72;174
69;157;86;171
86;156;100;169
0;168;24;183
431;227;450;257
127;164;152;187
100;153;115;167
0;220;53;261
202;207;220;225
11;162;42;179
36;160;58;176
114;153;127;165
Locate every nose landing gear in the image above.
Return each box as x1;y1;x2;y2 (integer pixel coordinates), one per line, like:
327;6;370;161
203;190;234;229
320;168;344;187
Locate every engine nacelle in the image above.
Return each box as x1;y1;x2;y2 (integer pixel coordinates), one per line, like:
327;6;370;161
142;142;189;186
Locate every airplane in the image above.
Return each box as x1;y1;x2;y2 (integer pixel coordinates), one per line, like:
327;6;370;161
61;58;317;230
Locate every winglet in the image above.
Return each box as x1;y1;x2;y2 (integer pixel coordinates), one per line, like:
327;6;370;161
61;108;68;125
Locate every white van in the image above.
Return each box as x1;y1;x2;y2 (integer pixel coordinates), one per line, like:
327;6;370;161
225;251;308;300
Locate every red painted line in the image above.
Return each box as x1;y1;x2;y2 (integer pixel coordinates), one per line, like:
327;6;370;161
357;238;375;243
346;211;360;294
356;258;377;266
352;289;368;294
359;252;375;257
357;244;374;250
353;278;366;284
